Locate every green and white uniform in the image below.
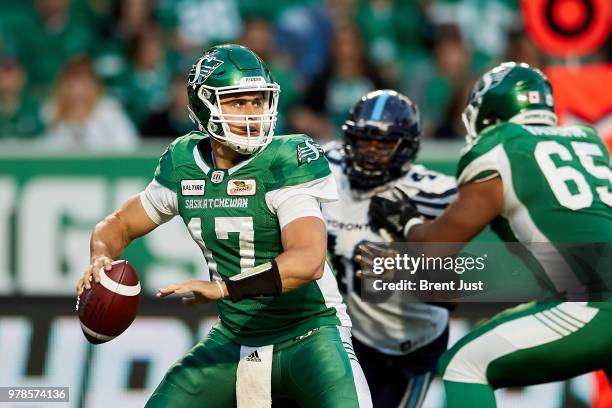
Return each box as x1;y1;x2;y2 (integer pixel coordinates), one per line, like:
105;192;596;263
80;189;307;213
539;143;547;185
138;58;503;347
439;123;612;407
458;122;612;297
140;132;371;407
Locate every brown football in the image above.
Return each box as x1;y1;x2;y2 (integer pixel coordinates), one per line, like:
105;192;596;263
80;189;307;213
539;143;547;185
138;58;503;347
76;260;141;344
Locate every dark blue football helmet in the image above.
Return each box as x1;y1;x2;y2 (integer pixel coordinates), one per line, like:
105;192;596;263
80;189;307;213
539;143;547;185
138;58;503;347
343;89;422;190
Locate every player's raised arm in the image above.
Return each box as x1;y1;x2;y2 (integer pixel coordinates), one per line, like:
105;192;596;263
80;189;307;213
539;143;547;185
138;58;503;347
408;176;504;243
367;176;503;260
76;193;161;295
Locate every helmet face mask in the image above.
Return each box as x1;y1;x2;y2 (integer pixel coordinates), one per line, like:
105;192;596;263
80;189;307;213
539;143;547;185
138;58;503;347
346;131;402;177
463;62;557;145
343;90;422;190
187;45;280;155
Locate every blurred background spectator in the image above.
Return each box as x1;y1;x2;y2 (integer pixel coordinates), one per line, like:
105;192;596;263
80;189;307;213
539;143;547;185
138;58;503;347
93;0;157;93
120;25;176;129
276;0;357;82
12;0;94;97
504;27;544;70
42;56;138;151
0;54;43;140
356;0;430;86
417;23;472;137
290;23;389;141
0;0;608;145
239;15;301;135
113;0;155;42
432;80;473;140
425;0;519;72
156;0;243;59
140;71;191;139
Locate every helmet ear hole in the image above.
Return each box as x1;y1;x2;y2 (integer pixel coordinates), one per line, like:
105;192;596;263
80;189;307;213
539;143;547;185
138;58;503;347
481;113;499;128
198;87;211;101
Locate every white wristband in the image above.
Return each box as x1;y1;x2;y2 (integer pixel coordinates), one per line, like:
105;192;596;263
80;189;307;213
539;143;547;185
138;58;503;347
214;280;225;299
403;217;424;239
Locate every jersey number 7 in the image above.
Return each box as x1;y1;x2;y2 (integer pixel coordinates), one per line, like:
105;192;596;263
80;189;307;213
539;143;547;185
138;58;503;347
188;217;255;278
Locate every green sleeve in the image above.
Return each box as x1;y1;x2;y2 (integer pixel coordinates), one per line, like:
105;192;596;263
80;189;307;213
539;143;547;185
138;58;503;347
153;145;180;191
153;134;203;190
456;124;515;185
266;135;332;191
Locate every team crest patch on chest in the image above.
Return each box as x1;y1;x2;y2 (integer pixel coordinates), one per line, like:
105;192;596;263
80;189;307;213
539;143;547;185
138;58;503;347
181;180;205;196
227;179;256;196
211;171;224;184
296;140;324;166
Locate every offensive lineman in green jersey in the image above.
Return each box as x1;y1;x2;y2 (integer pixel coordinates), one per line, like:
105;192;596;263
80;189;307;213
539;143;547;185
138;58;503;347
366;62;612;407
76;44;372;407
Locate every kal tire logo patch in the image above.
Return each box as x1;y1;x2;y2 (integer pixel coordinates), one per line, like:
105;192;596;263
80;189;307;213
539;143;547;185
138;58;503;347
181;180;205;196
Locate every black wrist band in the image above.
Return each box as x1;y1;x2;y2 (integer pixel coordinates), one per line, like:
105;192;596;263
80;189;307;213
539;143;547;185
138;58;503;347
224;259;282;302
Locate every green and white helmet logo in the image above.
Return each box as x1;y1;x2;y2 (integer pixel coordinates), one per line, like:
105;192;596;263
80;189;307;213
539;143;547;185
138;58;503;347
463;62;557;144
187;52;224;87
470;64;513;104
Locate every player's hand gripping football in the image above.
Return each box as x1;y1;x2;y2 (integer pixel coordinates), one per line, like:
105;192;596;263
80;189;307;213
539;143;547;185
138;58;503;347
368;187;422;240
157;280;225;304
76;255;114;296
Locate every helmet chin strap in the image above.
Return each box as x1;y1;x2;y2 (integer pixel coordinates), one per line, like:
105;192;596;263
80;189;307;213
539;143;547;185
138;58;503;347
462;107;479;145
187;106;206;132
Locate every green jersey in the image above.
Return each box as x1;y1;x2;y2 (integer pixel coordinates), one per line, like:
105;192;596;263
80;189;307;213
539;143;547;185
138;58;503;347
457;123;612;302
148;132;350;346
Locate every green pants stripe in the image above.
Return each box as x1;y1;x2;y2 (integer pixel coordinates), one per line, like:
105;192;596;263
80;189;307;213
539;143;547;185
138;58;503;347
438;302;612;408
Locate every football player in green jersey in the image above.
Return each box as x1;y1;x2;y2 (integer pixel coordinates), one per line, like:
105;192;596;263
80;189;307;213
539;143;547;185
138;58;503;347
76;44;372;408
367;62;612;407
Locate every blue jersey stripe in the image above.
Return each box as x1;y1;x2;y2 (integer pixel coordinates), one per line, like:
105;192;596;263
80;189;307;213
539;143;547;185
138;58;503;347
414;188;458;200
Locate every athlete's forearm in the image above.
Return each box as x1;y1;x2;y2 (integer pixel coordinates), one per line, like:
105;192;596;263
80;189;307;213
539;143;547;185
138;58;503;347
78;213;134;294
275;247;326;292
405;221;469;258
408;178;504;244
90;195;159;261
212;217;328;302
212;249;325;303
90;214;132;261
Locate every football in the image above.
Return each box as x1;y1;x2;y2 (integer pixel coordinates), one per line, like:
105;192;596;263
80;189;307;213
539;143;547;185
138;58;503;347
76;260;141;344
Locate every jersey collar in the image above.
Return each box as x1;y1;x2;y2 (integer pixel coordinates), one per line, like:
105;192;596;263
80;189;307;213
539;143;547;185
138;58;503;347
193;138;258;176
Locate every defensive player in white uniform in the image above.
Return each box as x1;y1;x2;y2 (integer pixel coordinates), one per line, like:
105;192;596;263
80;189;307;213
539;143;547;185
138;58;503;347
323;90;457;408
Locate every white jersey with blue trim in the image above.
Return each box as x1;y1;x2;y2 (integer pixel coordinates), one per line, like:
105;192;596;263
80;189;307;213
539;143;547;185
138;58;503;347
322;143;457;355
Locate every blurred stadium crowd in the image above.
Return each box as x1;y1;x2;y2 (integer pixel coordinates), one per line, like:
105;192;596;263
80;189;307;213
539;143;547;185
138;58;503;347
0;0;607;150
